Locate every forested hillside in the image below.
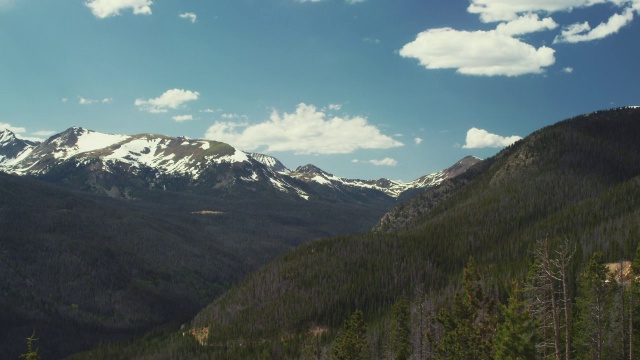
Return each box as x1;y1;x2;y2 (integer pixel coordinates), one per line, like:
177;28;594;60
0;171;390;359
66;107;640;359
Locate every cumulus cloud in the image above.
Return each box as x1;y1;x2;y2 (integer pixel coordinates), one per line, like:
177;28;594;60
463;127;522;148
172;115;193;122
204;103;404;155
554;7;635;43
401;0;639;77
135;89;200;113
400;27;555;76
85;0;153;19
179;12;197;23
414;137;423;145
563;67;574;73
495;13;558;36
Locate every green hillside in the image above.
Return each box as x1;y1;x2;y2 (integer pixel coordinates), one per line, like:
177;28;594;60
70;107;640;359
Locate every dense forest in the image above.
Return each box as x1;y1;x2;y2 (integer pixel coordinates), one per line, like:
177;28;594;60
60;107;640;359
0;171;391;359
5;107;640;359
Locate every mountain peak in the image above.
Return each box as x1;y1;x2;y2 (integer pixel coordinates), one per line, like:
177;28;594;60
249;153;290;173
0;128;16;143
294;164;330;176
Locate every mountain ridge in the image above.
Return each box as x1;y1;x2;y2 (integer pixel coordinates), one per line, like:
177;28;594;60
0;126;479;202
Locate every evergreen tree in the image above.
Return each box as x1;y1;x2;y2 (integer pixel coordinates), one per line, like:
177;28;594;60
573;252;614;360
20;331;41;360
435;257;496;360
331;310;368;360
493;281;538;360
389;296;411;360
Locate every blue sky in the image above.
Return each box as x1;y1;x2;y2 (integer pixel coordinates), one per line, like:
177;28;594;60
1;0;639;182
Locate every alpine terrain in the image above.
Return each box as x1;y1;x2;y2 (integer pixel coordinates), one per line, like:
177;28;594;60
0;126;479;358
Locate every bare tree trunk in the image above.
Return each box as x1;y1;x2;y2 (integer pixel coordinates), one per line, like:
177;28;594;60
620;260;627;360
543;239;562;360
559;243;573;360
629;267;633;360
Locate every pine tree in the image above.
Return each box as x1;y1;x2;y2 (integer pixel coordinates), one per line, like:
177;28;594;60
493;280;538;360
573;252;614;360
389;296;411;360
331;310;367;360
20;331;41;360
435;257;496;360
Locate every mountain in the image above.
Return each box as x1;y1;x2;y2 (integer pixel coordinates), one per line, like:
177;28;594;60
0;127;476;203
0;127;482;358
84;106;640;359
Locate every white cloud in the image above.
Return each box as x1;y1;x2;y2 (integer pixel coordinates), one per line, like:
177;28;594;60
346;0;367;4
78;96;113;105
401;0;638;77
368;158;398;166
400;27;555;76
467;0;624;23
61;98;69;103
0;123;53;142
352;158;399;166
135;89;200;113
495;13;558;36
200;108;222;113
179;12;197;23
32;130;56;137
563;67;574;73
463;127;522;148
79;97;96;105
414;137;423;145
554;7;635;43
85;0;153;19
0;122;26;134
328;103;342;111
204;103;404;155
78;96;112;105
221;113;249;121
172;115;193;122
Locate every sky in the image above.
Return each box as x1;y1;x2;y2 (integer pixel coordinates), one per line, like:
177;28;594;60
1;0;639;182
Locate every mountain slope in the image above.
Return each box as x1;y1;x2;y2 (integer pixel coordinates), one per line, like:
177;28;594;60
97;106;640;359
0;127;482;358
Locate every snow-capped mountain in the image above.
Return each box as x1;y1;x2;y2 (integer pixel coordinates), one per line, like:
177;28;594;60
0;127;480;201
